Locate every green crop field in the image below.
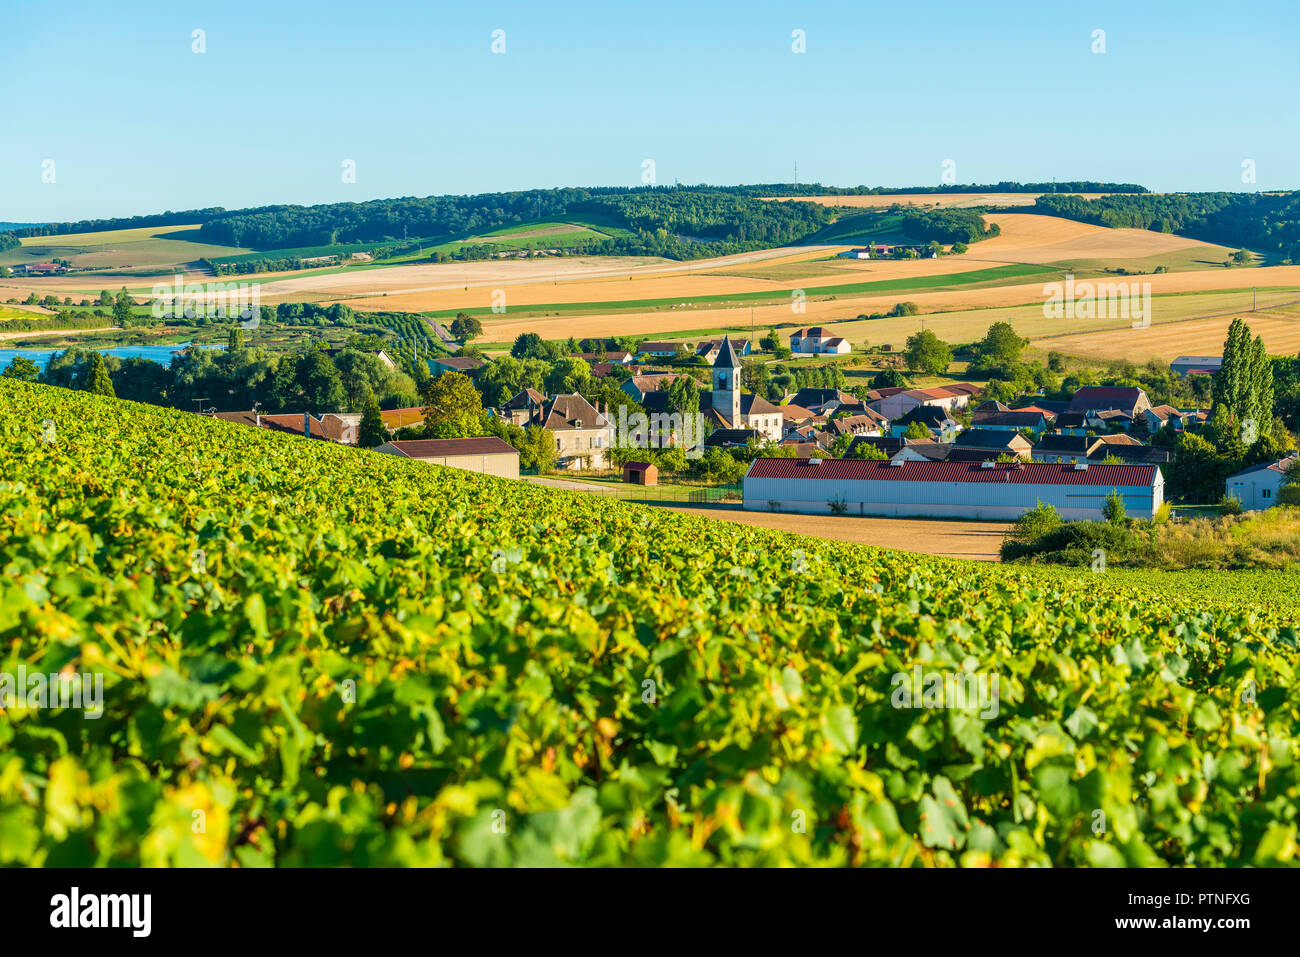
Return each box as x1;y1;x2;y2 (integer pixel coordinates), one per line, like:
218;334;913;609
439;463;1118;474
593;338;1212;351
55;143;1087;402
372;218;633;266
2;378;1298;866
797;210;914;246
0;225;249;270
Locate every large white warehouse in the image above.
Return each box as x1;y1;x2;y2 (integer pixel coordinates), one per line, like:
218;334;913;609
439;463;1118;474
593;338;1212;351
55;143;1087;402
743;458;1163;520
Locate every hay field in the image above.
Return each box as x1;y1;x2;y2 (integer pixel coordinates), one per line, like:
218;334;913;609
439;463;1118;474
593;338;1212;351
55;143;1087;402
1036;301;1300;363
474;284;1300;362
236;247;836;301
304;214;1241;315
774;287;1300;354
969;213;1230;264
332;256;1032;314
471;267;1300;345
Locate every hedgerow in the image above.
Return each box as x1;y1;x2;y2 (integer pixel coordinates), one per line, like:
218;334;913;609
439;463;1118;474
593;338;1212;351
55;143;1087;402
1;379;1297;866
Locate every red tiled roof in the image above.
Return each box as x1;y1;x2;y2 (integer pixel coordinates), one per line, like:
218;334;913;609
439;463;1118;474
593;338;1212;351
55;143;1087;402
1013;405;1058;419
745;458;1157;486
916;386;961;399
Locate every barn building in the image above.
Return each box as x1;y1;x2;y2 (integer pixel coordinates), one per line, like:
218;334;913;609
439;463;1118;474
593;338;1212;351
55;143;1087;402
742;458;1163;520
374;436;520;479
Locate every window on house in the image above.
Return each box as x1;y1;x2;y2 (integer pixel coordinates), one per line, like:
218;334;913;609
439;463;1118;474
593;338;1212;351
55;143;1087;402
1263;488;1272;499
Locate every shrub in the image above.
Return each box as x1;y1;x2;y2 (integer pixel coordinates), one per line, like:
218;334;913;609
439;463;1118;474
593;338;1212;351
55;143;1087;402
999;502;1062;560
1001;518;1136;565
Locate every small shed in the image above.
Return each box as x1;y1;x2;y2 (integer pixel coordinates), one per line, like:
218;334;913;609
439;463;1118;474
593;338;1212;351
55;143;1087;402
622;461;658;486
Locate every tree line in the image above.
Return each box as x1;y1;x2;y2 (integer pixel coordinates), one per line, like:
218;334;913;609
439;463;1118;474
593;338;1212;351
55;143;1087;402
897;207;1000;244
1034;192;1300;261
5;208;228;239
746;181;1149;197
2;184;1032;263
6;335;421;418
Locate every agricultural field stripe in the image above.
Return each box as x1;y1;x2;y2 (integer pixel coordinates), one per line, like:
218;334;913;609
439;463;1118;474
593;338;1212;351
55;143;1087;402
420;264;1059;318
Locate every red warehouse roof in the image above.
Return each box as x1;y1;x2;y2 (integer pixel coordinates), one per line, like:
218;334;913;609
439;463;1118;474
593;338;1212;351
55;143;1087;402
745;458;1158;486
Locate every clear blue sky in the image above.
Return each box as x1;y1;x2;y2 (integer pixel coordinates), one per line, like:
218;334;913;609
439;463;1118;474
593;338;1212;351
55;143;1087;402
4;0;1297;222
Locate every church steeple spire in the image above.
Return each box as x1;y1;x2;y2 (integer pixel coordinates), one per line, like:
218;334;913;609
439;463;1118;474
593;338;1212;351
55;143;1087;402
711;335;742;425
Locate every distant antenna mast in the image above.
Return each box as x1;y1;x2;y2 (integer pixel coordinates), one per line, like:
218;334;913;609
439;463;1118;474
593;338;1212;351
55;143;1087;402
793;161;798;187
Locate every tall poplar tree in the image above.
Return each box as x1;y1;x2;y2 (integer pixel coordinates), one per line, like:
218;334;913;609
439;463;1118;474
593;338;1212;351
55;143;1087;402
1211;318;1250;420
1248;333;1274;431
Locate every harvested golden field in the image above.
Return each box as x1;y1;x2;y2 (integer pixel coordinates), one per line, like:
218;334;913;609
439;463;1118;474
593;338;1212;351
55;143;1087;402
473;274;1300;348
971;213;1230;263
1037;302;1300;363
802;287;1300;352
325;214;1247;316
765;193;1113;209
662;505;1011;561
474;284;1300;371
247;247;845;302
337;254;1026;314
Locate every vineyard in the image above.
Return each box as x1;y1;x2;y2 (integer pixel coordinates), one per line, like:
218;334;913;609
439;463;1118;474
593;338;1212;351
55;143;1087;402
361;311;449;375
1;379;1298;866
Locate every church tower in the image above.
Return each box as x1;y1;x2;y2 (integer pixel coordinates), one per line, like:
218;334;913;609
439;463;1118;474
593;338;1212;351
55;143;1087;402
711;335;742;426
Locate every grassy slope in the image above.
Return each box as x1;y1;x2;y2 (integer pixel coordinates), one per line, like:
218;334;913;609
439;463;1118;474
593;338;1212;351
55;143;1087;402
0;225;249;270
2;380;1298;866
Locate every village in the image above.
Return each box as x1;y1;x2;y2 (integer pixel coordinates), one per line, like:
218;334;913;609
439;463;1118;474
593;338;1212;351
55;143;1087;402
205;329;1292;526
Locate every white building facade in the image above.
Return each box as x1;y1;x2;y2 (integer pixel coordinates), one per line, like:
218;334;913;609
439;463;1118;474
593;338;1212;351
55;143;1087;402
1226;456;1295;510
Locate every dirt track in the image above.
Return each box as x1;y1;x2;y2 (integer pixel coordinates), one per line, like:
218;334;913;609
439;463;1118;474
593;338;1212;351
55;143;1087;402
662;505;1011;561
0;325;117;342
